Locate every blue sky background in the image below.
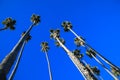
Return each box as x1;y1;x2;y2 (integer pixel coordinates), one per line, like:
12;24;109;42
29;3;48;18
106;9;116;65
0;0;120;80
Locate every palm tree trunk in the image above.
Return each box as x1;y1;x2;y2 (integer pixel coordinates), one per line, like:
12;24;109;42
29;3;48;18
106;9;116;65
45;51;53;80
87;44;120;72
8;41;26;80
0;27;7;31
69;28;120;72
0;23;35;78
90;53;118;80
56;37;97;80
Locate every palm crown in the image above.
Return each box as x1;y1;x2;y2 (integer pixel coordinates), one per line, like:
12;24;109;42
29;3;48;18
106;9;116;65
2;17;16;30
72;49;83;59
55;38;65;47
86;49;96;58
111;67;120;77
61;21;72;32
41;42;49;52
21;31;32;42
50;29;60;39
74;36;85;47
31;14;40;25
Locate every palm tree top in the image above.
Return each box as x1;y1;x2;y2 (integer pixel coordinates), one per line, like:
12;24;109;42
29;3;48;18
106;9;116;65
55;38;65;47
31;14;40;25
61;21;72;32
2;17;16;30
72;49;84;59
41;42;49;52
21;31;32;42
86;49;96;58
91;66;100;75
111;67;120;77
74;36;85;47
50;29;60;39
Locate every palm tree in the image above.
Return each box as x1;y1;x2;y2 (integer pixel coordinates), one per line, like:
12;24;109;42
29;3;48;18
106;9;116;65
0;14;40;80
72;49;83;59
41;42;52;80
86;49;118;80
8;33;31;80
111;67;120;77
61;21;72;32
0;17;16;31
91;66;100;76
31;14;40;25
74;37;85;47
61;21;120;76
50;29;97;80
55;38;65;47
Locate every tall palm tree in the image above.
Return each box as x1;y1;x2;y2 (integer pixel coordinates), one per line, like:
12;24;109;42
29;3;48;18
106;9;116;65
0;14;40;80
0;17;16;31
86;49;118;80
8;33;31;80
50;29;97;80
61;21;120;76
41;42;52;80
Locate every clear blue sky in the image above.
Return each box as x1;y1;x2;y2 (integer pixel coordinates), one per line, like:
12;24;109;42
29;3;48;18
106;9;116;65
0;0;120;80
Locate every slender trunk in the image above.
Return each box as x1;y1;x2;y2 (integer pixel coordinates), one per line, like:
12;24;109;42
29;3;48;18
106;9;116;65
0;23;35;77
0;27;7;31
86;44;120;72
45;51;52;80
90;53;118;80
8;41;26;80
69;28;120;72
56;37;97;80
